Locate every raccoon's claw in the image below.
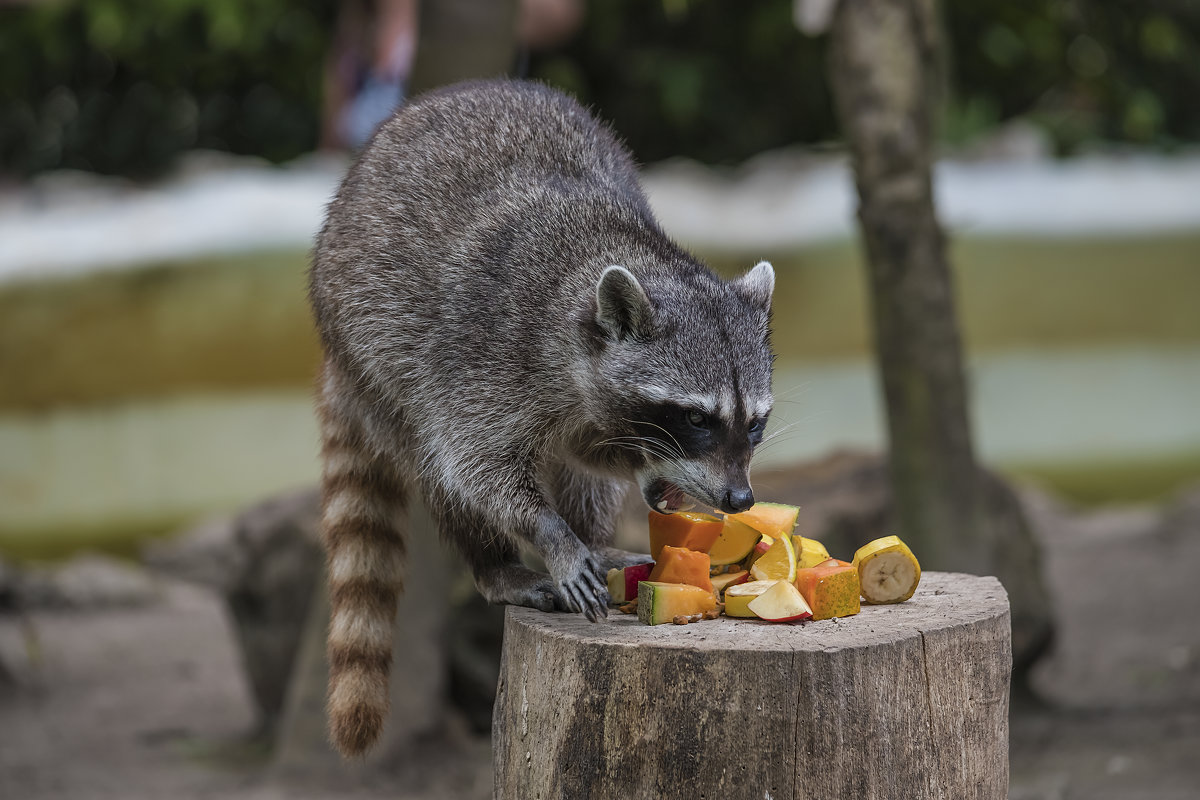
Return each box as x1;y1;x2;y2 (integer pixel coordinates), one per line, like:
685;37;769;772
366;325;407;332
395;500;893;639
555;554;609;622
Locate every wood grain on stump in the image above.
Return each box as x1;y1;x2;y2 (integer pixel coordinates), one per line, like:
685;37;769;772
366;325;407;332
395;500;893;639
494;572;1010;800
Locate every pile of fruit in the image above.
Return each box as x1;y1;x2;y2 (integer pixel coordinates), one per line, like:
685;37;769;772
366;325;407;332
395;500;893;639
606;502;922;626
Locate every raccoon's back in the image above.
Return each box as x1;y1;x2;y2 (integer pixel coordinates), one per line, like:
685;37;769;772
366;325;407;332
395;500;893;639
310;80;659;397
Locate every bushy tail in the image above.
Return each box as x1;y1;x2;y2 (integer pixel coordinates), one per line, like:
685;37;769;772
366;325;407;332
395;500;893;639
318;393;407;758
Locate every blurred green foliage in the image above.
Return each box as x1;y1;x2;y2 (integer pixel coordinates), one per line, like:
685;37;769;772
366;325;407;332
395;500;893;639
1;0;1197;177
944;0;1200;153
0;0;333;177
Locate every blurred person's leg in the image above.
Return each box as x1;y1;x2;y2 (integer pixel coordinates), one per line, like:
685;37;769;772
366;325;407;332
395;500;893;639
515;0;583;76
323;0;420;151
517;0;583;51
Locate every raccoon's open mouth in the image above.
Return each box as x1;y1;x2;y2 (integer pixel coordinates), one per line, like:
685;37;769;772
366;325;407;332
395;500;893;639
644;478;698;514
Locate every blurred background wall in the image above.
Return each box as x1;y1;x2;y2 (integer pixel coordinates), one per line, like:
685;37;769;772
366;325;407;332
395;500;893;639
2;0;1198;560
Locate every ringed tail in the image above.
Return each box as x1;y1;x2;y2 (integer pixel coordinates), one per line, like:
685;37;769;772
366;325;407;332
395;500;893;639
319;396;407;757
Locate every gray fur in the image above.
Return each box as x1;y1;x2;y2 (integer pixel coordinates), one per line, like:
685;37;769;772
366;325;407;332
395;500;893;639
310;80;774;619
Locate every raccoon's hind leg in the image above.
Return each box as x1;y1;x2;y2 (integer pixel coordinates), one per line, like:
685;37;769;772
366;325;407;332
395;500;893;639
552;469;652;571
429;498;561;612
318;365;408;758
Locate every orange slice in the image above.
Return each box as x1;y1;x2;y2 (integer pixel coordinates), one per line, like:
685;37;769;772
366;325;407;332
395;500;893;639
749;534;796;583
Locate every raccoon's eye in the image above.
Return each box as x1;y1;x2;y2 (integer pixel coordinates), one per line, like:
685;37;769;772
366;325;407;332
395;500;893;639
685;409;709;428
748;419;765;435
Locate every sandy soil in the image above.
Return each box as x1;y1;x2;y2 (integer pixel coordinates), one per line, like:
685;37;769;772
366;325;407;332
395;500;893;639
2;489;1199;799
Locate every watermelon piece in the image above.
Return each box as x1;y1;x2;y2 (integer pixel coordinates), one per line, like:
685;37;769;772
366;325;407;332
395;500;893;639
728;502;800;538
606;563;654;604
649;546;712;592
637;581;718;625
647;511;724;560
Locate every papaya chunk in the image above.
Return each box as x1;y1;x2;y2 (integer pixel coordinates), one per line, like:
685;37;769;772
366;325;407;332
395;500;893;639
647;511;724;560
649;545;712;592
794;562;860;621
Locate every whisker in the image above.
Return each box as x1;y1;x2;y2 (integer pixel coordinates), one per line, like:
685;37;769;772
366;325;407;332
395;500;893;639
620;418;687;460
771;381;814;403
594;437;683;465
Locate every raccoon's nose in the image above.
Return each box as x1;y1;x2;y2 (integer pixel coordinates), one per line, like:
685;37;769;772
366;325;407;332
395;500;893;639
722;487;755;513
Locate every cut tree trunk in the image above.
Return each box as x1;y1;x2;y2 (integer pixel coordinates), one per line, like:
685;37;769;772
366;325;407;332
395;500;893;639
827;0;1052;669
494;572;1010;799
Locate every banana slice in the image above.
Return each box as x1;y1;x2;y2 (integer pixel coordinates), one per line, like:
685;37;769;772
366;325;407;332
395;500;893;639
852;535;921;604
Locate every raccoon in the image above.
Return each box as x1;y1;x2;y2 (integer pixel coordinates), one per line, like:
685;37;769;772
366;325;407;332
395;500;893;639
308;79;774;756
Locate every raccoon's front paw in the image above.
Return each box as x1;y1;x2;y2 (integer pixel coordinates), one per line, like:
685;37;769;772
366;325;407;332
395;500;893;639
548;549;609;622
476;565;561;613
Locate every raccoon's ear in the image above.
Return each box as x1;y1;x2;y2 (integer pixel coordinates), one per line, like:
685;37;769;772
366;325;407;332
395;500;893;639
735;260;775;311
596;265;654;341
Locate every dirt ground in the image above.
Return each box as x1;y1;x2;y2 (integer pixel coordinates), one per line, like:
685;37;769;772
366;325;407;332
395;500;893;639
2;487;1198;800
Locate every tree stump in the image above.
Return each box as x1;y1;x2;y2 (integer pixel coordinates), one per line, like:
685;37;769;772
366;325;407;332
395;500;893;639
494;572;1010;800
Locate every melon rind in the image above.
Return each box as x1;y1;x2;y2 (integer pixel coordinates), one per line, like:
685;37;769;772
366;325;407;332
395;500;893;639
637;581;718;625
728;502;801;538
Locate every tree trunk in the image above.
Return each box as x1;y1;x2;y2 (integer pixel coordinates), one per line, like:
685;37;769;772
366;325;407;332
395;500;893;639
494;572;1011;799
827;0;1052;669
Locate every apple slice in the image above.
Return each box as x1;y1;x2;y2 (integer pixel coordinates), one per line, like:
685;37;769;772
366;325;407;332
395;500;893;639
723;580;778;618
606;563;654;604
747;580;813;622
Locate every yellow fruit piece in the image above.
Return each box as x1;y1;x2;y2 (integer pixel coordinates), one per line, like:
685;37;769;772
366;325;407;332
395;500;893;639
710;569;749;596
852;535;921;604
708;518;763;565
792;535;832;569
723;580;778;618
749;534;796;583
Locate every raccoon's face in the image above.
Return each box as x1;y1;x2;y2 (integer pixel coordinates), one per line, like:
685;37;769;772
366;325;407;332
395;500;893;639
588;261;775;515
